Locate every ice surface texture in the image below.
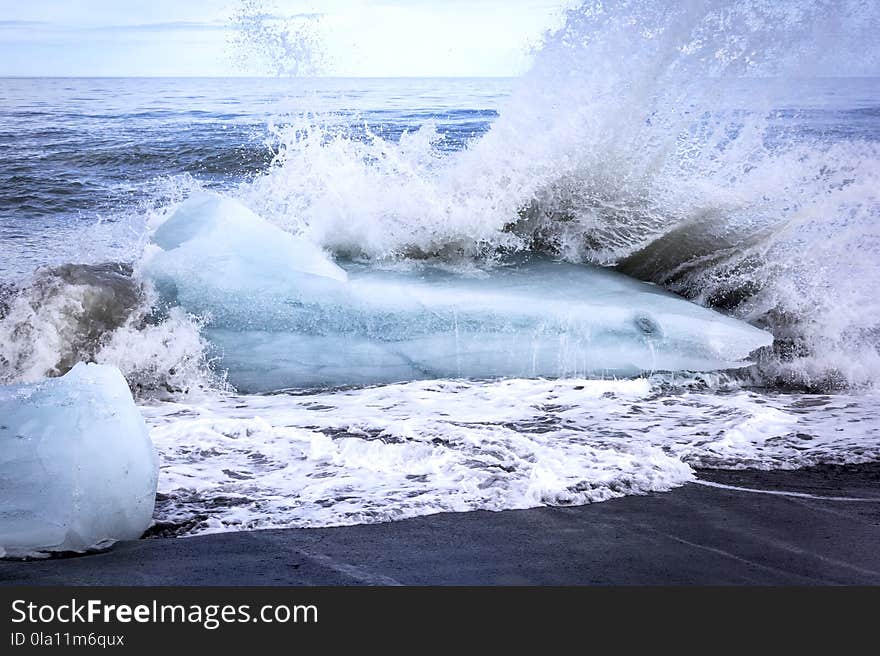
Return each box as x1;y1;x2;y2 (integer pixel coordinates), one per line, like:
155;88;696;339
144;194;773;392
0;363;158;558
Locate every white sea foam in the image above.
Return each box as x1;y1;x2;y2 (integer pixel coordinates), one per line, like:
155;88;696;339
142;377;880;536
0;269;219;398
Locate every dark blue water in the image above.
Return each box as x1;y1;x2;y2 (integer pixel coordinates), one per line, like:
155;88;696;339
0;77;512;278
2;77;877;250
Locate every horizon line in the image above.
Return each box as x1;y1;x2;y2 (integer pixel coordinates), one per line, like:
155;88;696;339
0;74;521;80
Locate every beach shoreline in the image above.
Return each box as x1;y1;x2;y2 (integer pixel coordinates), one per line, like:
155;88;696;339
2;463;878;586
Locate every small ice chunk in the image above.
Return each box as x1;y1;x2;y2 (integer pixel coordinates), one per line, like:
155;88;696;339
0;363;158;558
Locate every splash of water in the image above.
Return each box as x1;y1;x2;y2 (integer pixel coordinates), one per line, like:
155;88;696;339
229;0;327;77
237;0;880;389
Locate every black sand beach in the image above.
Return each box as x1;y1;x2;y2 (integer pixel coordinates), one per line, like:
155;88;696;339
2;464;879;585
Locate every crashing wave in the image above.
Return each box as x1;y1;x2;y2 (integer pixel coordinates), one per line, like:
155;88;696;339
1;0;878;394
234;0;880;390
0;262;219;398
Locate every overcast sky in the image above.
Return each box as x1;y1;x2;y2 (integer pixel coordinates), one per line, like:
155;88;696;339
0;0;575;77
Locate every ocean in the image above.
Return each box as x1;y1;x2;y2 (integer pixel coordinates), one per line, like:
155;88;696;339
2;1;879;537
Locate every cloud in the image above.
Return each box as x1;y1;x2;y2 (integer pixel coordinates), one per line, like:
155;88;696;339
0;20;49;28
90;21;228;32
0;0;570;77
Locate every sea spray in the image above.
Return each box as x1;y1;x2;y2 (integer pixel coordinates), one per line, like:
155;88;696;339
0;264;221;397
237;0;880;389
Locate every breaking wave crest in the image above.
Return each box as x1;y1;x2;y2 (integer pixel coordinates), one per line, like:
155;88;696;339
0;264;222;398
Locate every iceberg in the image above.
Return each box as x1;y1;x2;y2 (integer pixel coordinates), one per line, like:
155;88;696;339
0;363;158;558
144;194;774;392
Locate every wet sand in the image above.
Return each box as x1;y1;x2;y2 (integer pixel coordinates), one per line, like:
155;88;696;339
2;463;879;585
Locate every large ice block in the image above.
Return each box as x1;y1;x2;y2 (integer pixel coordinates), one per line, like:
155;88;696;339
144;194;774;392
0;363;158;558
